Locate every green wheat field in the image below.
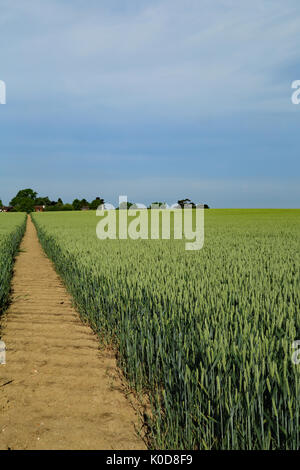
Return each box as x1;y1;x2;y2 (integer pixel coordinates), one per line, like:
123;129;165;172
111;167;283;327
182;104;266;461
1;209;300;449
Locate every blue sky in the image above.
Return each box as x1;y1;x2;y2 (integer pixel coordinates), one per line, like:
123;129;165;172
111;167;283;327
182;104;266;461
0;0;299;207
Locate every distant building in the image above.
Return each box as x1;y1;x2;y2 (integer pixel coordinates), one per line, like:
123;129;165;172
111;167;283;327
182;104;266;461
1;206;14;212
81;206;90;211
34;205;45;212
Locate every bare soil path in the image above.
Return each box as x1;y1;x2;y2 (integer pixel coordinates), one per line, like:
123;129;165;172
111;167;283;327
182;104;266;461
0;216;145;450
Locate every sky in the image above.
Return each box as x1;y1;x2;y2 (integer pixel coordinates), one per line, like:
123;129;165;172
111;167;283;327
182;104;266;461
0;0;300;208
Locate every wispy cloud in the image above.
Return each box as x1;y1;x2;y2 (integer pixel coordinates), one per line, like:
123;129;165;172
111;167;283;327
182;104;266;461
0;1;299;205
2;0;300;115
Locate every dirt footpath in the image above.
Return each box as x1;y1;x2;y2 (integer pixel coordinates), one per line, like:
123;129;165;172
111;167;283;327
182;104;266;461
0;217;145;450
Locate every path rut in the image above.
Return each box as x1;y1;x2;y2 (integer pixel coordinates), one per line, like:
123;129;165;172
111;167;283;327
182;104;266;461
0;216;145;450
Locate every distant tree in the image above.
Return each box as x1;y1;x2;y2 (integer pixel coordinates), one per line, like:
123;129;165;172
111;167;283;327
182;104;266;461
35;196;51;206
10;189;37;207
0;199;3;208
61;204;73;211
72;199;82;210
149;202;167;209
90;197;105;210
80;199;89;208
45;203;72;212
72;198;90;210
177;198;195;208
45;198;66;210
14;198;35;213
119;201;133;210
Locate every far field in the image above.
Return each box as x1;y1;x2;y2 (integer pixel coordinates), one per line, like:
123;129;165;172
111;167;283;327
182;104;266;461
28;208;300;450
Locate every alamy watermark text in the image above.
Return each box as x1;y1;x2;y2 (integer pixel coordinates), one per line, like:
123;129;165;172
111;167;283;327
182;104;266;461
96;196;205;251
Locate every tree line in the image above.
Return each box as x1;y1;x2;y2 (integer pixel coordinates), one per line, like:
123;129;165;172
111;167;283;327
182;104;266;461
1;189;209;213
0;189;104;213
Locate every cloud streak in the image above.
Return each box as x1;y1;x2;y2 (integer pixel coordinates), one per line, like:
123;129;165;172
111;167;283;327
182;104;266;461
2;0;300;115
0;1;299;206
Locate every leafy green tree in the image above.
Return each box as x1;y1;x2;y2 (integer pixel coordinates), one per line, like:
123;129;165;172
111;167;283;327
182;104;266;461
177;198;195;208
90;197;104;210
72;199;82;210
61;204;73;211
80;199;89;208
0;199;3;208
35;196;51;206
72;198;90;210
9;189;38;213
10;189;37;206
119;201;133;210
14;198;35;213
149;202;167;209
